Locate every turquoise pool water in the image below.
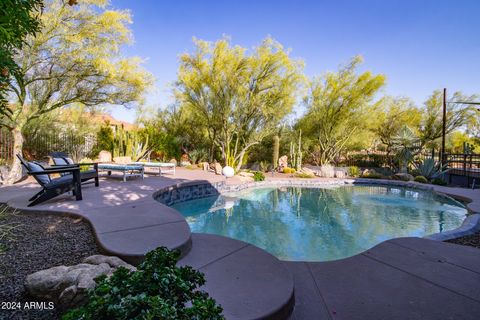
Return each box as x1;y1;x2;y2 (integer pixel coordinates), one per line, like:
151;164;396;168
171;185;467;261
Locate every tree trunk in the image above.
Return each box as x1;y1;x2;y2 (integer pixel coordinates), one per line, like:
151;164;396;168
4;128;24;184
235;150;246;172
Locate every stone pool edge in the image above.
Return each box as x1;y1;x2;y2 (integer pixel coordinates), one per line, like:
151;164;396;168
154;177;480;242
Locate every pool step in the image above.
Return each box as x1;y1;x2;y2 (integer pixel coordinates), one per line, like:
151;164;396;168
178;233;295;320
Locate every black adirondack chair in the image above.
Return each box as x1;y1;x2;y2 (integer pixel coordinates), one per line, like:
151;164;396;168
50;153;99;187
17;154;83;207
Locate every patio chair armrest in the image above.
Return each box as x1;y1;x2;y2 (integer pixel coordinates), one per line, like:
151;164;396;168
29;167;80;175
51;164;80;168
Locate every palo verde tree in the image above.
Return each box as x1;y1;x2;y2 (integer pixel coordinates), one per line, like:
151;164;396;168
373;96;421;164
298;56;385;165
0;0;43;117
418;90;475;149
175;37;304;171
1;0;153;183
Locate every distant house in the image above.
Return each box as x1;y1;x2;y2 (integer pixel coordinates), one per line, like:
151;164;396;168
91;113;137;132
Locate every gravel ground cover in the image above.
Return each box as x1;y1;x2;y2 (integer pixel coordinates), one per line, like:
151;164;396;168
446;232;480;249
0;206;99;320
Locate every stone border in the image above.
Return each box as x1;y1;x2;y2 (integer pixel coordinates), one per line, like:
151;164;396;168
154;177;480;244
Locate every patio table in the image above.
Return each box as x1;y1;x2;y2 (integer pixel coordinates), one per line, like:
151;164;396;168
98;163;144;182
130;162;176;176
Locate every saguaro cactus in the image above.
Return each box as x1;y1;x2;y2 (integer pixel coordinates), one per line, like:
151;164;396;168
296;130;302;171
272;135;279;170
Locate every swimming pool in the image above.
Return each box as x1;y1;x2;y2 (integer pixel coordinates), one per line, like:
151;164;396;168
171;185;467;261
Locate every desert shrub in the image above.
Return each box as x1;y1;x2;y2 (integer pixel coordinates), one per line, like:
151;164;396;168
414;158;445;180
283;167;296;174
253;171;265;181
259;161;270;172
319;164;335;178
295;172;314;178
414;175;428;183
63;247;224;320
188;149;208;164
431;177;448;186
347;166;360;177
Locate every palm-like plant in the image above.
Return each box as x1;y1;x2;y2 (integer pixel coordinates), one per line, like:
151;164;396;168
391;125;419;173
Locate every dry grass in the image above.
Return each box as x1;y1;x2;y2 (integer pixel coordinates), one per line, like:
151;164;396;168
0;205;21;254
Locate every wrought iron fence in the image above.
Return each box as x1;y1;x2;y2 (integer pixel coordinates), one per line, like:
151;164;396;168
444;153;480;173
0;128;13;164
23;132;97;161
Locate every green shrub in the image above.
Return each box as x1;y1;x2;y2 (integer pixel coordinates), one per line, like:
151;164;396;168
414;175;428;183
253;171;265;181
347;166;360;177
431;177;448;186
63;247;224;320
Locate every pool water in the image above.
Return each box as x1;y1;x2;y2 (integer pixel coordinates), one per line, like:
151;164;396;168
171;185;467;261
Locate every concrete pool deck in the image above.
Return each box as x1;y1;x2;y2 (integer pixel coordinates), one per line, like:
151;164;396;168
1;168;480;319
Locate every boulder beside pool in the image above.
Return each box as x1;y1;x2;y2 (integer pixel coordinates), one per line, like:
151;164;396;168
24;255;135;309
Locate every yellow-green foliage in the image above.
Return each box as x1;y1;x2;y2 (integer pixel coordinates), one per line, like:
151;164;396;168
347;166;360;177
79;158;93;172
294;172;314;179
283;167;296;174
297;56;386;166
176;37;304;171
4;0;153;138
414;175;428;183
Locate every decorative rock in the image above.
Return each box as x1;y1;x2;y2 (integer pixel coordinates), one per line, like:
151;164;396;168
113;156;132;164
180;161;192;167
250;163;260;171
24;255;135;309
362;168;377;176
222;166;235;178
83;255;136;271
320;164;335;178
335;170;346;178
169;158;178;166
0;165;9;185
393;173;414;181
213;162;223;175
238;171;254;178
278;155;288;172
98;150;112;163
301;167;316;176
200;162;210;171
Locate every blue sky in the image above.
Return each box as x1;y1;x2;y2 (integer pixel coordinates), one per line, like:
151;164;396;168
109;0;480;123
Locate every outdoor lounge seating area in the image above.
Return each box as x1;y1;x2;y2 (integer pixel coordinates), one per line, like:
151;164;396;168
16;154;94;206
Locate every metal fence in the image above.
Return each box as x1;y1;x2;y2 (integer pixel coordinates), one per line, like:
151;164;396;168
0;128;13;163
339;149;441;169
23;132;97;161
